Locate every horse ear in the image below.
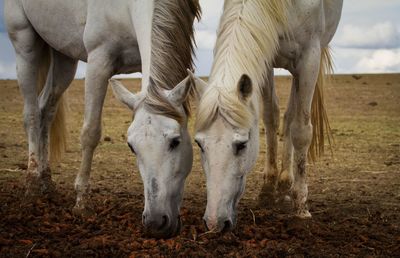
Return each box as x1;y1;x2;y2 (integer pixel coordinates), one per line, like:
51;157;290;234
167;75;192;105
237;74;252;101
187;69;207;98
109;79;141;111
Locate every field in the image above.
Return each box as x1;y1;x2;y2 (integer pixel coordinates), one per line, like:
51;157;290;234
0;74;399;257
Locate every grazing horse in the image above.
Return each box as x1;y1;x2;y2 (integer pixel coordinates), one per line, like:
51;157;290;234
4;0;200;238
191;0;343;232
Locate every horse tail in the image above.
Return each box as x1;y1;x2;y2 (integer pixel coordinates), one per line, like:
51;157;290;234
49;88;68;163
308;46;334;162
37;46;68;163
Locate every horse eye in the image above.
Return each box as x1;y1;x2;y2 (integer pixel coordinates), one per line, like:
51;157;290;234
127;142;136;154
235;141;247;155
195;140;204;153
169;137;181;151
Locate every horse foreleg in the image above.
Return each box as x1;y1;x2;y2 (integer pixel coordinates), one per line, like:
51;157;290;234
73;51;113;216
259;70;280;204
290;42;321;218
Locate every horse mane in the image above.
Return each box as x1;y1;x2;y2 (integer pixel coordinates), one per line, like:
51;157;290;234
196;0;292;131
144;0;201;124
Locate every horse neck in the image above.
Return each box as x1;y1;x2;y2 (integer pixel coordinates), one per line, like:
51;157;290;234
149;0;199;91
142;0;200;123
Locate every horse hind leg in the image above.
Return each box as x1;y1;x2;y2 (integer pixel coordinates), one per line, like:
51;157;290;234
278;78;296;196
39;49;77;163
6;0;76;198
258;70;280;205
264;76;296;213
37;48;77;192
7;15;53;196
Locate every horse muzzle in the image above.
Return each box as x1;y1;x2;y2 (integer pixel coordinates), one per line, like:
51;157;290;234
143;212;182;238
203;215;235;233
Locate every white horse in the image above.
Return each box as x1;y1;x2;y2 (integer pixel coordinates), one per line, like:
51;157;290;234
191;0;343;232
4;0;200;238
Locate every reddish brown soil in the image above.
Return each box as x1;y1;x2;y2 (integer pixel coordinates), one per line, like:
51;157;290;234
0;74;399;257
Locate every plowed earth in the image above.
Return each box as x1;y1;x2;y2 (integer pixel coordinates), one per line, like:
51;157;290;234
1;74;399;257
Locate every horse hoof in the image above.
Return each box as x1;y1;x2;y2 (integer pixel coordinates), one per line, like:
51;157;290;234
25;174;56;198
295;210;312;219
72;204;96;218
258;183;276;207
277;179;292;194
275;195;293;213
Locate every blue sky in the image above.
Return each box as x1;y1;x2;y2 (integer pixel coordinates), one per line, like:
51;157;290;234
1;0;400;78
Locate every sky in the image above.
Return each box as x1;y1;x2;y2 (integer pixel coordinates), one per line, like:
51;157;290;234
1;0;400;79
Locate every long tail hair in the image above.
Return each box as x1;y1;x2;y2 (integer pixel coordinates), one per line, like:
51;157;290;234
37;46;68;163
309;46;334;161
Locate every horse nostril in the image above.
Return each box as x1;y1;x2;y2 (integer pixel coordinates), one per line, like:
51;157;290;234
142;214;146;225
222;220;233;232
203;218;210;231
160;215;169;230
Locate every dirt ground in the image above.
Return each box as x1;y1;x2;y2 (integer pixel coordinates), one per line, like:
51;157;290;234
0;74;399;257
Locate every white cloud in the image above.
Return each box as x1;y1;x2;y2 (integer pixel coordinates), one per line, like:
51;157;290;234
195;29;217;50
335;22;400;49
193;0;223;52
355;49;400;73
195;0;224;30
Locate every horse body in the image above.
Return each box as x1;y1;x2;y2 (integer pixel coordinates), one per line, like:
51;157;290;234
193;0;342;232
5;0;200;238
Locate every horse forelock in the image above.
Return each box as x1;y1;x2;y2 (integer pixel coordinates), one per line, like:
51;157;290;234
144;0;201;124
196;85;254;131
197;0;292;130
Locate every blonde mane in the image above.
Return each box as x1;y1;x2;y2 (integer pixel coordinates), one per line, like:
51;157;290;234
144;0;201;124
196;0;292;130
